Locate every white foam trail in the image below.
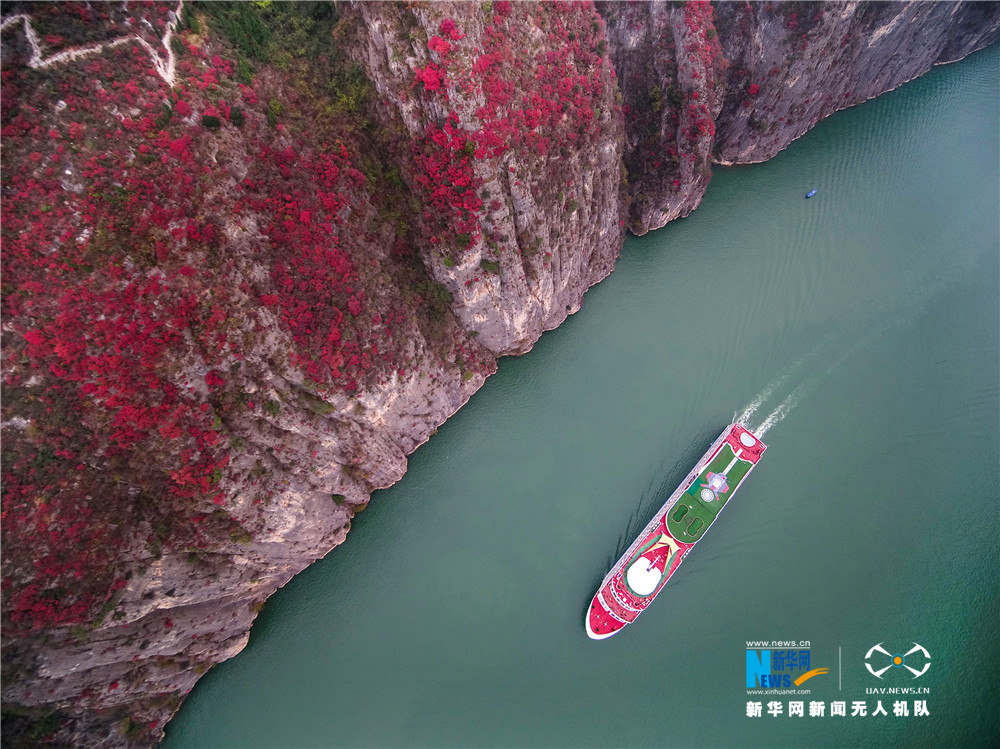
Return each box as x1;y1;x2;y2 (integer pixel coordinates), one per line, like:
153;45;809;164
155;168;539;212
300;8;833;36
736;383;771;426
735;329;836;428
754;388;801;437
748;258;967;439
737;370;791;426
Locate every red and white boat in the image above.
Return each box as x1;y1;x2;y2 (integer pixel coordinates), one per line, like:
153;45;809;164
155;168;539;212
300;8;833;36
586;423;766;639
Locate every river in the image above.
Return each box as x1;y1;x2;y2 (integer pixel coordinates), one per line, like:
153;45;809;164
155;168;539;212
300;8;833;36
164;44;998;748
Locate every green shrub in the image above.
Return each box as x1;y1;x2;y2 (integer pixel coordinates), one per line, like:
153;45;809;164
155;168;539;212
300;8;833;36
236;57;253;85
417;280;453;321
121;717;145;740
480;258;502;274
230;528;252;544
200;2;271;61
523;236;543;257
649;85;663;114
155;103;173;129
202;114;222;129
183;6;200;34
266;98;283;129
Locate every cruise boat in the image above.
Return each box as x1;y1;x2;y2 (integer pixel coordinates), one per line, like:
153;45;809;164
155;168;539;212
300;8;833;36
585;423;766;639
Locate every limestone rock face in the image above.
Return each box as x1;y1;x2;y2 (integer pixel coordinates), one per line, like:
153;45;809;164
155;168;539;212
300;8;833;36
353;1;627;355
1;2;997;746
598;0;728;233
599;0;1000;234
712;0;1000;165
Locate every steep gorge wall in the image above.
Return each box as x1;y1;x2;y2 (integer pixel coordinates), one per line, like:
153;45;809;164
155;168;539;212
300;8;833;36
597;0;728;234
600;0;1000;234
1;2;997;747
0;3;498;746
352;0;626;355
712;0;1000;165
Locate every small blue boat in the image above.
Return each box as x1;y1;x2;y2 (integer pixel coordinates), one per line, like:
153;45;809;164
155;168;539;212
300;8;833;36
806;189;817;198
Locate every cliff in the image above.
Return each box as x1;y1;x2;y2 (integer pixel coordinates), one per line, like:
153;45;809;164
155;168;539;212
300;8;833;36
1;2;997;746
352;1;626;355
599;0;1000;233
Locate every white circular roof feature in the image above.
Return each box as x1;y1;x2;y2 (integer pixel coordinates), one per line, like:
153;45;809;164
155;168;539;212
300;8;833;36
626;559;660;596
700;487;716;502
740;432;757;447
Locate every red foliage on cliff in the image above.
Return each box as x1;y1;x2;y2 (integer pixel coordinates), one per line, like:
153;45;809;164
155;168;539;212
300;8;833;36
407;2;613;256
415;63;446;92
0;6;391;635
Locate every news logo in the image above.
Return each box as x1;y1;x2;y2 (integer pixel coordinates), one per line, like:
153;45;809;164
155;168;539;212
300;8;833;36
864;643;931;679
746;647;829;689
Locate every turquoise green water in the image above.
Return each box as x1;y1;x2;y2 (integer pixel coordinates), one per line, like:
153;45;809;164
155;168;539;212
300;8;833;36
164;46;999;748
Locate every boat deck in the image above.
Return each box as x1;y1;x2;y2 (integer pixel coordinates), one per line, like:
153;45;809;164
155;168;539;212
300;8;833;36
586;424;765;639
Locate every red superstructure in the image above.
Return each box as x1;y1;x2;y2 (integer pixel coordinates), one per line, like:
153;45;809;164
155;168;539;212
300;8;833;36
586;424;765;639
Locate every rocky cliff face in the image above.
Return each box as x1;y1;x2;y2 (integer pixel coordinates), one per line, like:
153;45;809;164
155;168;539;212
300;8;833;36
352;1;626;354
598;0;728;233
712;0;1000;165
1;2;997;746
599;0;1000;234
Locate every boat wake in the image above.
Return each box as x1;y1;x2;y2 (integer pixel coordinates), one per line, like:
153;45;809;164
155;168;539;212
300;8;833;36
741;326;879;439
737;370;792;429
739;243;973;439
606;436;714;570
737;348;818;438
753;389;800;437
